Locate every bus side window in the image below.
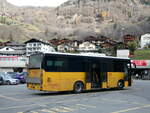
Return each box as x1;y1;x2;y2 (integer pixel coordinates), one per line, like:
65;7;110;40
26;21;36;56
47;61;53;66
114;61;124;72
68;58;83;72
101;63;107;72
45;59;55;72
54;60;65;72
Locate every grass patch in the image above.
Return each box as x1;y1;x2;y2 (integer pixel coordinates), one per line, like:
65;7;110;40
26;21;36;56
132;49;150;60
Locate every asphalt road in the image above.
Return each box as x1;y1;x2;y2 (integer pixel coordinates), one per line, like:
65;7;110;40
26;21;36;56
0;80;150;113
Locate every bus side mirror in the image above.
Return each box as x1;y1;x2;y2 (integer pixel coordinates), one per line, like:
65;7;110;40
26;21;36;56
131;63;136;69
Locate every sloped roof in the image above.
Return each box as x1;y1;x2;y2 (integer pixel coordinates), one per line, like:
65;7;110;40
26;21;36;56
5;41;25;46
24;38;50;45
0;50;26;55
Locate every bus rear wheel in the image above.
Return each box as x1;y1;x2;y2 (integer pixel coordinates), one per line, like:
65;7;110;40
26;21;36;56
117;80;124;90
73;81;84;93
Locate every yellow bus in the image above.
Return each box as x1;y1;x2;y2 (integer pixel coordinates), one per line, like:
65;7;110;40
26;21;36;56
26;53;132;93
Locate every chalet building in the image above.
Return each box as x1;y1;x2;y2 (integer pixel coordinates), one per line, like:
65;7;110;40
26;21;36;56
140;34;150;48
57;44;75;52
84;36;104;45
0;41;26;56
0;41;27;72
123;35;137;44
79;42;98;52
100;42;114;48
49;38;71;46
84;36;99;42
0;42;3;46
25;38;55;56
69;40;81;48
49;39;81;52
48;38;60;46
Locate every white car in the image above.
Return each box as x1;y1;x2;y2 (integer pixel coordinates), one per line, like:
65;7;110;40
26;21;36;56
1;74;20;85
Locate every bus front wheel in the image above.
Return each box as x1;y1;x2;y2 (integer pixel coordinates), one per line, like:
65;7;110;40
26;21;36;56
73;81;84;93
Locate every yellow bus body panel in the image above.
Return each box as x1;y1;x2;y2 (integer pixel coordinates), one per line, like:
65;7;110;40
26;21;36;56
27;83;41;90
42;72;86;91
27;69;42;90
107;72;124;88
86;83;91;90
27;70;129;91
125;81;129;87
28;69;42;78
102;82;107;88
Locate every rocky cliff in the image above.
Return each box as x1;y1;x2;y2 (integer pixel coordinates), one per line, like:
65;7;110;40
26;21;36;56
0;0;150;42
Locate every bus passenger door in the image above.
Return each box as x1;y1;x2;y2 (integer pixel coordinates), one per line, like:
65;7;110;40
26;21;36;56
85;61;103;89
91;62;102;88
84;60;92;83
84;60;93;90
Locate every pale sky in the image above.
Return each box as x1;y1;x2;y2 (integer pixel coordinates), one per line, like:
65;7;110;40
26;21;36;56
7;0;68;7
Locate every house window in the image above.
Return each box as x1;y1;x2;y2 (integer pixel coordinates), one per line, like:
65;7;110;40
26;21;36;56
29;43;32;46
38;43;41;46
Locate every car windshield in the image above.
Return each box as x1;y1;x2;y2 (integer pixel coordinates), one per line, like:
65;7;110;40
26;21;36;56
29;54;43;68
11;74;17;78
5;75;13;79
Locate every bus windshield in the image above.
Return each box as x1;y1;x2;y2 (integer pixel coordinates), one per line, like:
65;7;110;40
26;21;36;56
29;55;43;69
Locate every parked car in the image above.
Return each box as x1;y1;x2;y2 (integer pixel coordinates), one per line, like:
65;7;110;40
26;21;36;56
10;72;27;83
19;72;28;83
0;72;6;85
0;75;3;85
1;74;20;85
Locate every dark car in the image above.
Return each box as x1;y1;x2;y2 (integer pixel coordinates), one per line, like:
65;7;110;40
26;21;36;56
11;72;27;83
0;75;4;85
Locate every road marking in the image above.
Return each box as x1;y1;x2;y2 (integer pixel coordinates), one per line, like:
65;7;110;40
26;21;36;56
2;92;26;96
0;104;37;111
40;109;56;113
112;104;150;113
21;94;75;102
0;94;20;101
101;98;145;105
30;111;39;113
51;107;70;112
61;106;74;112
102;98;127;103
76;104;96;108
55;99;80;103
0;99;79;111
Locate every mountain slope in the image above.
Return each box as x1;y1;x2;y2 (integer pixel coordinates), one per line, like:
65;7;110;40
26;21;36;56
57;0;150;40
0;0;150;42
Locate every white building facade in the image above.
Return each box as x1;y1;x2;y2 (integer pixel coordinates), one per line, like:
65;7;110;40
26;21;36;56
0;56;28;72
79;42;97;52
25;39;55;56
141;34;150;48
0;41;27;72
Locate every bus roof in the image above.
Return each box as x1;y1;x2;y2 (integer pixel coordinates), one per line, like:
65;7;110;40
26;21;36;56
37;52;130;60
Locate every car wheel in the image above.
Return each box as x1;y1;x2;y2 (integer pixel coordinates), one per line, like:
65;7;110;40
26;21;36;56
6;81;11;85
73;81;84;93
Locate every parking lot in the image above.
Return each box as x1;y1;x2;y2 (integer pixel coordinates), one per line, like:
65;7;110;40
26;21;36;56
0;80;150;113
